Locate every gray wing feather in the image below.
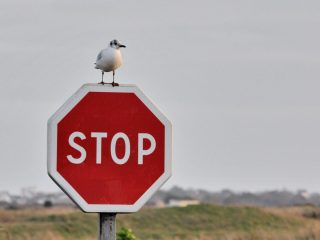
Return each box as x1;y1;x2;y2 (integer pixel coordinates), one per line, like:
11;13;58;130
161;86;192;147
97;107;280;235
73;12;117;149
96;51;103;61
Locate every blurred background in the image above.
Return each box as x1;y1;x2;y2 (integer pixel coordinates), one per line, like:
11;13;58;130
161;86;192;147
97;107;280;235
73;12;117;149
0;0;320;239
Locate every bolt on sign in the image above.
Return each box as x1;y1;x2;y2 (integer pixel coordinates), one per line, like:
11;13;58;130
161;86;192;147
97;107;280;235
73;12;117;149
47;84;172;212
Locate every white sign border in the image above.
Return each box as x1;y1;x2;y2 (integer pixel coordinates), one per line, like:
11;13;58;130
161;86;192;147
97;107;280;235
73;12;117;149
47;84;172;213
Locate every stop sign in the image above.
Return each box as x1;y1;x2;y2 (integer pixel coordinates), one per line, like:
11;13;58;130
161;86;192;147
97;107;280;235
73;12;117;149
47;84;172;212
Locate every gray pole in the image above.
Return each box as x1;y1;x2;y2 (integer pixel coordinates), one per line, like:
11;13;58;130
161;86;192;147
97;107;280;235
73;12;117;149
99;213;117;240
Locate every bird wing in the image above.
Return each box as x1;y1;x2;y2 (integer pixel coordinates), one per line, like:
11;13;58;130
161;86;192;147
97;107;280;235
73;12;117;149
96;51;103;62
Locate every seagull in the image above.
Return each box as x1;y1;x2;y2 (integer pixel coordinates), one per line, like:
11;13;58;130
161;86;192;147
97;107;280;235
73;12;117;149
95;39;126;86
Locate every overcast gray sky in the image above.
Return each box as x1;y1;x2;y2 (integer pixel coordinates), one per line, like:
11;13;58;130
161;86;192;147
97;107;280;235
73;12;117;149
1;0;320;194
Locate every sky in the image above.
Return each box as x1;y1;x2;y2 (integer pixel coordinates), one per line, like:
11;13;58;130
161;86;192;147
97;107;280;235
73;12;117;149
0;0;320;194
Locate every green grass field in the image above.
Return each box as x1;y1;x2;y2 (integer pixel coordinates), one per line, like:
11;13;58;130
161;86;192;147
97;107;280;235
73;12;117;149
0;204;320;240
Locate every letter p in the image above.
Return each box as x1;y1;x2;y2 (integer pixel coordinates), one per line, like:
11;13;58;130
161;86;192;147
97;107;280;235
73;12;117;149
138;133;156;165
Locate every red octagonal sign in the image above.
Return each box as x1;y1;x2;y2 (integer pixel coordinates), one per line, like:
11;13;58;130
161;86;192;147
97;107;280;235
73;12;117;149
48;84;172;212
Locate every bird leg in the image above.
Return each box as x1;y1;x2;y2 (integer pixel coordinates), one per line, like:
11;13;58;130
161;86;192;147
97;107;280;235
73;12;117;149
111;70;119;87
99;71;105;85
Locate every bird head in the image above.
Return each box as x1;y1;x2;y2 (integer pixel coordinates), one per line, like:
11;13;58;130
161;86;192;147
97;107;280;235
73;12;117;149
110;39;126;49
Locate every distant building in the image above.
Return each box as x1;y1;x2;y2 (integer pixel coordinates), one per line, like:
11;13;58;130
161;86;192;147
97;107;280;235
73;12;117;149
0;191;11;208
0;191;11;203
168;199;200;207
297;190;309;199
152;200;166;208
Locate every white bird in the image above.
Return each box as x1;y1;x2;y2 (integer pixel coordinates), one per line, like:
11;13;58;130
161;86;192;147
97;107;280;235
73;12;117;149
95;39;126;86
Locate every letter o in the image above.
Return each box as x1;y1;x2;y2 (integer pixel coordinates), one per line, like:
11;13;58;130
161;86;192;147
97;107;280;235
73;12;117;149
110;133;130;165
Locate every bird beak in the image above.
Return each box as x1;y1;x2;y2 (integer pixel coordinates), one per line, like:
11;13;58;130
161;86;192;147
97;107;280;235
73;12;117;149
119;44;126;48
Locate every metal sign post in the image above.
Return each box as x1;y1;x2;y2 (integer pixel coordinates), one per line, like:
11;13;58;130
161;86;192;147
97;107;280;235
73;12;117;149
99;213;116;240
